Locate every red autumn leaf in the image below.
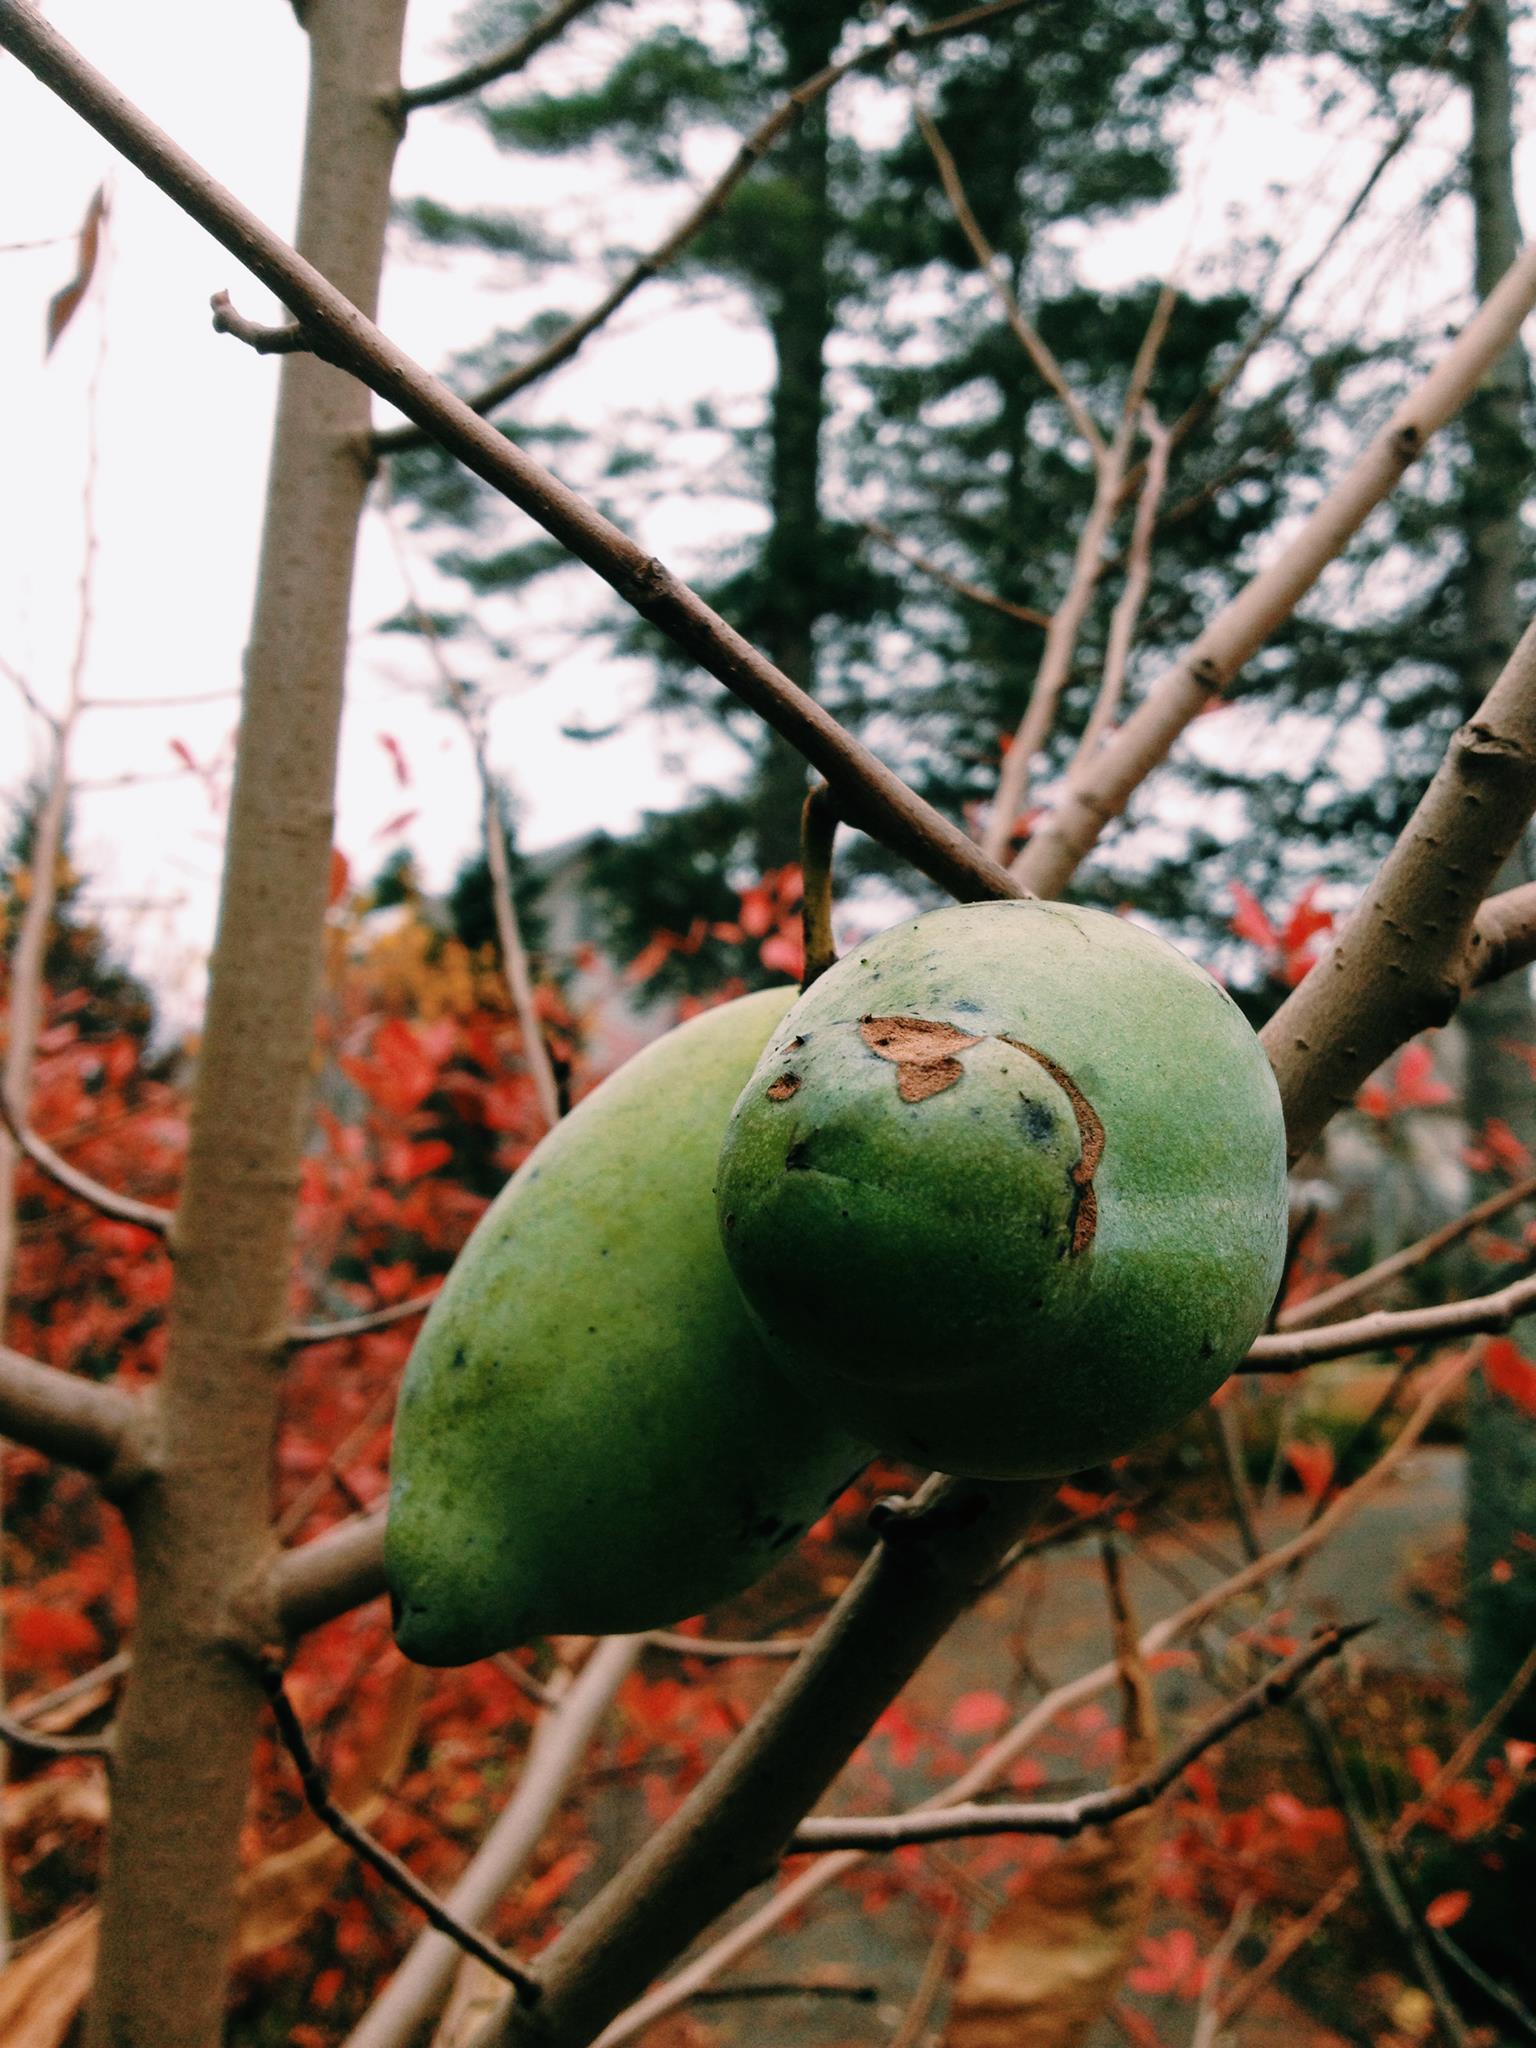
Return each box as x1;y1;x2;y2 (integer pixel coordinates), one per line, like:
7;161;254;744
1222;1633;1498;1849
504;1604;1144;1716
1280;884;1333;954
624;933;676;985
1129;1928;1203;1998
378;732;411;786
1393;1043;1453;1110
948;1690;1011;1737
738;887;774;939
375;808;419;839
759;930;803;978
1229;882;1279;952
170;737;200;773
9;1603;100;1659
328;847;351;907
1284;1439;1335;1502
1485;1338;1536;1417
1356;1079;1393;1121
1425;1890;1470;1929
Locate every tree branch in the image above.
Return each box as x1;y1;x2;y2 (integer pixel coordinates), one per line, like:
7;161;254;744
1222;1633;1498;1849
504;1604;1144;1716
1262;618;1536;1163
799;782;838;989
287;1289;439;1348
398;0;611;115
585;1355;1471;2048
1468;875;1536;986
273;1508;387;1637
984;290;1175;858
788;1622;1364;1849
1243;1270;1536;1370
377;0;1034;452
1014;235;1536;897
0;1344;145;1480
862;519;1051;628
260;1662;538;2002
1277;1167;1536;1330
916;101;1106;460
0;5;1022;910
0;1706;114;1759
343;1634;642;2048
0;1087;175;1238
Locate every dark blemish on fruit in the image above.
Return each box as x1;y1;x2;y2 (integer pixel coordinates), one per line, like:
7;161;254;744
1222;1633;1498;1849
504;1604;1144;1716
767;1073;801;1101
1018;1097;1057;1145
724;1211;736;1232
785;1139;812;1172
1200;1336;1215;1358
1000;1036;1105;1258
450;1345;469;1372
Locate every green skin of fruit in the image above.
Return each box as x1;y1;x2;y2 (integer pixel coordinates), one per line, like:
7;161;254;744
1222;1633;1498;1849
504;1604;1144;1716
716;901;1289;1480
387;986;870;1667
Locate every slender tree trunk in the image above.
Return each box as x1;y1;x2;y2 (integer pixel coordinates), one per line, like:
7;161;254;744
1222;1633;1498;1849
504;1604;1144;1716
1458;0;1536;1737
84;6;408;2043
750;4;841;866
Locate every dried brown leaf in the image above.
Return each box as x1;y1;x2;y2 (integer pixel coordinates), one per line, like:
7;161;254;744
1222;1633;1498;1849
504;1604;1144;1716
0;1908;98;2048
942;1550;1160;2048
45;186;106;356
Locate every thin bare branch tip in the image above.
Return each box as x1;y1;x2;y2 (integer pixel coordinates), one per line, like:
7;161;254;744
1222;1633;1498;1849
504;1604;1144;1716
210;290;311;357
0;1705;115;1760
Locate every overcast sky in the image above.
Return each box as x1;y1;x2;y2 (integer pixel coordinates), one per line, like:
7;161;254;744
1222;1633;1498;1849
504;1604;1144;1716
0;2;1517;1024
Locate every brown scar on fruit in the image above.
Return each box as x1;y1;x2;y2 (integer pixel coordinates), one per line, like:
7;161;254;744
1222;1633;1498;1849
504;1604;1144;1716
860;1015;981;1103
767;1073;801;1101
1001;1035;1105;1256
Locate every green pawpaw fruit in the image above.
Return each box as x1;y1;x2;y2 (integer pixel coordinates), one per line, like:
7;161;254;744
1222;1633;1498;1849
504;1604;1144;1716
386;986;870;1666
715;901;1287;1479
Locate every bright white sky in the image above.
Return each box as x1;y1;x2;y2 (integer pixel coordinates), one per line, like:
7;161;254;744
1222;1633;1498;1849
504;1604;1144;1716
0;1;1519;1025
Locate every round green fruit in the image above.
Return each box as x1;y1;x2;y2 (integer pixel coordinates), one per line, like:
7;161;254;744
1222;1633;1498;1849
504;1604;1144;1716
715;901;1287;1479
386;987;869;1666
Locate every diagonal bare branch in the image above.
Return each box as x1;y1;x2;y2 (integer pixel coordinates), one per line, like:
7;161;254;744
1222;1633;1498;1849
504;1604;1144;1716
916;101;1107;462
788;1622;1365;1849
398;0;613;115
1243;1268;1536;1370
0;1;1022;910
1015;235;1536;896
378;0;1034;452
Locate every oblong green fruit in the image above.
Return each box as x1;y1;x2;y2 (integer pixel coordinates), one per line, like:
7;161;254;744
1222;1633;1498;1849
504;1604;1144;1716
387;987;870;1666
716;901;1287;1479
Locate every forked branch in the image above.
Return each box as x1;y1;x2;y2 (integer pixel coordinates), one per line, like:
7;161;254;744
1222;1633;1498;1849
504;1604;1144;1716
378;0;1034;452
789;1621;1364;1849
0;6;1016;909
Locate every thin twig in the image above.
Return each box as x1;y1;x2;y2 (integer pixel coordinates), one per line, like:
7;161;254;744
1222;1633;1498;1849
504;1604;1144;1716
1278;1168;1536;1329
585;1354;1473;2048
983;286;1177;856
376;480;562;1127
0;1706;114;1759
1243;1267;1536;1369
259;1662;539;2002
1078;406;1172;760
645;1630;809;1661
288;1287;440;1348
789;1624;1366;1849
888;1904;963;2048
398;0;611;114
862;520;1051;628
378;0;1034;452
915;101;1105;459
800;781;838;990
209;288;311;355
0;1087;174;1238
1015;237;1536;896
